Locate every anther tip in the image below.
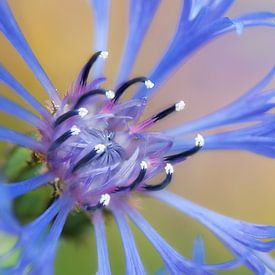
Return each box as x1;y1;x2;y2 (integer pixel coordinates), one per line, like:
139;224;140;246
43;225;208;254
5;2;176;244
144;79;154;89
71;125;81;135
195;134;205;147
100;193;111;206
100;51;109;59
78;107;88;118
94;144;106;154
140;160;148;170
175;100;186;112
105;90;115;100
165;163;174;174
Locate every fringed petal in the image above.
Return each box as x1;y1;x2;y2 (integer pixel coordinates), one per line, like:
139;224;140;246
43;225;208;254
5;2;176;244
116;0;161;83
167;68;275;157
92;210;111;275
151;191;275;273
0;96;47;130
120;201;213;275
1;172;55;199
134;9;275;99
0;126;45;153
112;206;146;274
89;0;110;77
0;1;60;104
0;65;51;120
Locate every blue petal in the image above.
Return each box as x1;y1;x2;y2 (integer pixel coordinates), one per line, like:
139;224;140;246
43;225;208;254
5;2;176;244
0;96;47;130
167;67;275;136
1;172;55;199
112;207;146;275
89;0;110;77
0;1;60;104
134;9;275;99
92;210;111;275
0;126;45;153
121;202;213;274
192;236;205;266
0;65;51;120
116;0;161;83
151;191;275;273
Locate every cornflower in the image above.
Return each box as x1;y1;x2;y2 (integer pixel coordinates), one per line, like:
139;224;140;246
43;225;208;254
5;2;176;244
0;1;275;274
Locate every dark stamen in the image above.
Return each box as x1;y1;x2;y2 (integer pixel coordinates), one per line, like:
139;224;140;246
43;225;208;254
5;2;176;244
74;89;112;109
72;144;106;173
80;51;108;86
84;194;110;211
152;100;185;122
113;77;153;103
115;161;147;192
48;126;80;153
143;163;173;191
164;134;204;162
54;110;80;127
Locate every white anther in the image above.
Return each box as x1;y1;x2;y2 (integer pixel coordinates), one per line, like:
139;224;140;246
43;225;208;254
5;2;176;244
78;107;88;118
70;125;81;136
140;161;148;170
144;79;154;89
94;144;106;154
175;100;186;112
195;134;205;147
99;51;109;59
99;193;111;206
165;163;174;175
105;90;115;99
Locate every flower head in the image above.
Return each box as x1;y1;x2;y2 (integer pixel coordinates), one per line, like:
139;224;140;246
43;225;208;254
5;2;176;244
0;0;275;274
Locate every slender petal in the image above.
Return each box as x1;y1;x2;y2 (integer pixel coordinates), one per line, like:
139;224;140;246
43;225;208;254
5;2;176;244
0;1;60;104
121;201;211;275
112;206;146;275
116;0;161;83
1;172;55;199
0;65;50;120
134;10;275;99
92;210;111;275
0;96;47;130
0;126;45;153
152;191;275;273
89;0;110;77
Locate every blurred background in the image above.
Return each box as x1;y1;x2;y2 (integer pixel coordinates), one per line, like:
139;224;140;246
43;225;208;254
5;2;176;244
0;0;275;274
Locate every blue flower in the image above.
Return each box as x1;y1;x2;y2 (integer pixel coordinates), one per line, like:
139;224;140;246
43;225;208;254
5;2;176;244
0;0;275;274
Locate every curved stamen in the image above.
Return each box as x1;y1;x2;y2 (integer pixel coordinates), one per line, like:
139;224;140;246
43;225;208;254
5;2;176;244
115;161;147;192
143;163;174;191
72;143;106;173
164;134;204;162
131;100;185;133
80;51;108;86
54;108;88;127
152;100;185;122
48;125;80;152
85;193;111;211
74;89;114;109
113;77;154;103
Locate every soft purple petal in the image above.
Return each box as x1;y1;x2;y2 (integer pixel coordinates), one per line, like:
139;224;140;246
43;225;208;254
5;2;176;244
0;1;60;104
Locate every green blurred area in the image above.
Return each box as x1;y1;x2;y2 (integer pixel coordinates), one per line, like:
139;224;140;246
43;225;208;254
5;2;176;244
1;0;275;274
